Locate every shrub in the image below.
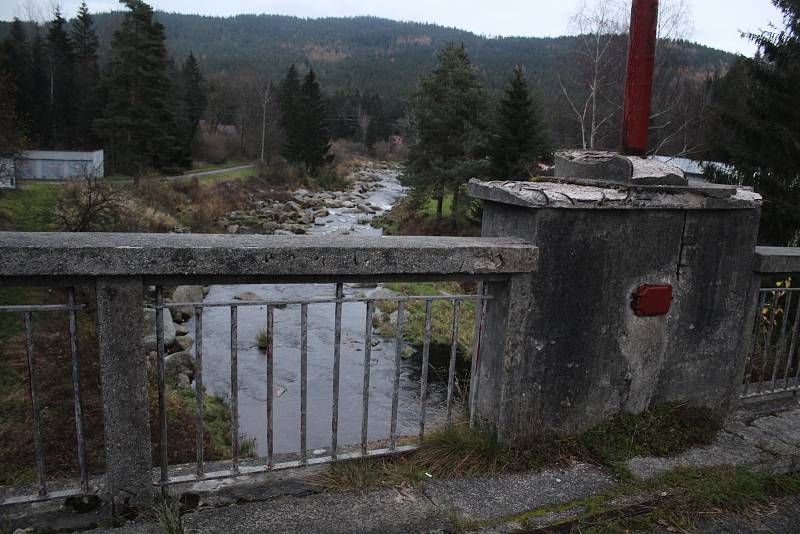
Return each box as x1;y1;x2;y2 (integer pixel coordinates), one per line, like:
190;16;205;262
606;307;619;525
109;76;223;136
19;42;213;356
54;175;123;232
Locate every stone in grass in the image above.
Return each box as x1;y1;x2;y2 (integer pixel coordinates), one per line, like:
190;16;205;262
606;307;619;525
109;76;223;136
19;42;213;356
235;291;263;302
165;351;195;388
175;335;194;351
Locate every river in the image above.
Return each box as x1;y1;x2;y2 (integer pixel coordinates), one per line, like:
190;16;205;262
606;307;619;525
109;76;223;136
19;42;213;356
185;167;462;457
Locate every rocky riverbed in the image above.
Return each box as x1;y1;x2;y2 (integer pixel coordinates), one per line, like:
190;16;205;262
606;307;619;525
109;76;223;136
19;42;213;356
219;163;397;236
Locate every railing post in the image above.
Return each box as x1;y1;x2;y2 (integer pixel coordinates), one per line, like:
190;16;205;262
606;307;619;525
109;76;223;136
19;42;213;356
95;276;153;511
473;273;534;442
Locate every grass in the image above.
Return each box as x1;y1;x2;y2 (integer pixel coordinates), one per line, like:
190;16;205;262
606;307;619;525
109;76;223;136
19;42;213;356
546;467;800;533
375;282;477;360
154;498;185;534
0;181;61;231
313;403;723;493
371;192;481;238
311;405;795;533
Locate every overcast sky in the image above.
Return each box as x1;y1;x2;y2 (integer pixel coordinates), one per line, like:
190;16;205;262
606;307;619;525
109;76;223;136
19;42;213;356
1;0;785;56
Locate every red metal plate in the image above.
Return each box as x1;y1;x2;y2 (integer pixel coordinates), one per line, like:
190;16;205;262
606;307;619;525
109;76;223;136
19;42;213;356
632;284;672;316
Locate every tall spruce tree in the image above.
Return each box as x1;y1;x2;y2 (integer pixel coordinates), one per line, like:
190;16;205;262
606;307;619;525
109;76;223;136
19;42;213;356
279;64;302;163
95;0;181;175
405;42;488;219
71;2;100;149
1;20;33;141
488;65;549;180
181;53;206;138
46;8;76;148
706;0;800;244
296;68;332;173
29;32;50;147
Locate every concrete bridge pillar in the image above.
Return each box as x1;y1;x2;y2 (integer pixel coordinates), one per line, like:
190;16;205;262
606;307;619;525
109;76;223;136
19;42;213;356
469;151;762;435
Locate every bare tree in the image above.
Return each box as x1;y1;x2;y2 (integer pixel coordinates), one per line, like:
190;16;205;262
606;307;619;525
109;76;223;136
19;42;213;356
558;0;705;155
54;165;122;231
558;0;628;150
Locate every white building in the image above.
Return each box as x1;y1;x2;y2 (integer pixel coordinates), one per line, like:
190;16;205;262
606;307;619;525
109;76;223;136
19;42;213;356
15;150;104;180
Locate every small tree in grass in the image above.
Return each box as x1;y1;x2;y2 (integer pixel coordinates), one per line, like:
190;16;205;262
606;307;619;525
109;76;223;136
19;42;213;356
405;42;488;220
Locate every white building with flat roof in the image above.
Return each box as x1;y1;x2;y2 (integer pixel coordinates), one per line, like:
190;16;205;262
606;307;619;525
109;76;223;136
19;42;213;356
16;150;104;180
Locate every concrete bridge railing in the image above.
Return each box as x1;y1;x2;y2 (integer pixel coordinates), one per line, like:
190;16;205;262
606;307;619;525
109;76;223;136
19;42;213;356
0;232;538;511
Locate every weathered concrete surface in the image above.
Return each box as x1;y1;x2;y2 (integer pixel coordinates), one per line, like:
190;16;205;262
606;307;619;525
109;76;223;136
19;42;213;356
424;463;614;521
628;404;800;479
754;246;800;273
471;179;762;433
0;233;537;284
95;277;153;511
468;179;759;211
555;149;688;186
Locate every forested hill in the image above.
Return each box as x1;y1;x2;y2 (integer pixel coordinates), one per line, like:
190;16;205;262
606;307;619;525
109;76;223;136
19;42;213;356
0;12;736;104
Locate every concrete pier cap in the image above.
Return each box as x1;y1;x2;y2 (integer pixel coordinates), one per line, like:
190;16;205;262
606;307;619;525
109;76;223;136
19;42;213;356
468;149;762;437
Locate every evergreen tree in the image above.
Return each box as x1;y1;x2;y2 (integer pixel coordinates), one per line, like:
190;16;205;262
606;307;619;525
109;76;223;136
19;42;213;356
181;53;206;134
279;64;302;163
1;20;33;140
405;42;488;219
71;1;100;149
29;33;50;146
46;8;77;148
174;52;206;165
95;0;181;175
706;0;800;244
488;65;549;180
296;68;332;173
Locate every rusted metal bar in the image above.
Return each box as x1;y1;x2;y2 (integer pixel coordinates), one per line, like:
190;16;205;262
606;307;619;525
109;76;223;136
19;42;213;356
418;300;433;440
159;295;491;309
195;307;205;478
266;305;274;467
230;305;240;474
331;283;343;457
300;303;308;464
622;0;660;156
389;301;405;450
156;287;168;497
783;297;800;389
0;304;83;313
447;300;462;425
24;312;46;497
743;291;767;395
758;294;778;394
772;292;793;389
470;284;486;428
361;300;374;456
67;288;88;492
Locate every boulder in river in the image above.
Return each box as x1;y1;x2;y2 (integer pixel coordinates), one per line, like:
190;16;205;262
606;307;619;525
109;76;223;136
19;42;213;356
172;285;204;317
143;308;176;351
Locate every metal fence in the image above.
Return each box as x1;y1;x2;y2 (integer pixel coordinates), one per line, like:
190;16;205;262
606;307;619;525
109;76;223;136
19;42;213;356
0;283;488;504
152;283;488;493
741;286;800;398
0;288;89;503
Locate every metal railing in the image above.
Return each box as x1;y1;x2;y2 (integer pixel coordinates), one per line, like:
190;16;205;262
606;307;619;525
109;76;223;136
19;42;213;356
0;231;536;509
151;283;489;492
742;286;800;398
0;288;89;503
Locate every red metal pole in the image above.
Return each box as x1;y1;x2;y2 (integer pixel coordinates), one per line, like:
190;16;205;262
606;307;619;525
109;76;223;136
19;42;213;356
622;0;659;157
